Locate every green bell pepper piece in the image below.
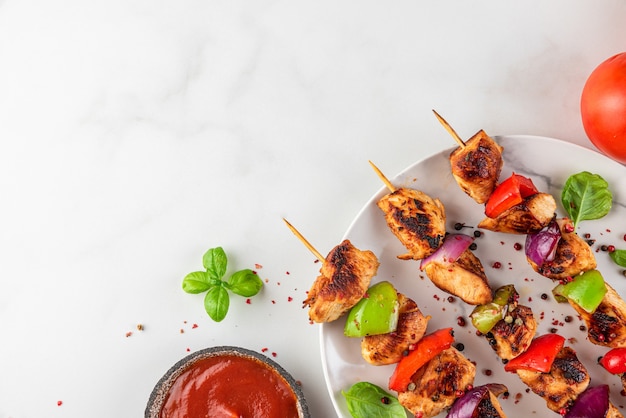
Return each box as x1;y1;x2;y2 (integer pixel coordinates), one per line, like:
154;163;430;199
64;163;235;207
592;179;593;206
344;281;399;337
553;269;607;313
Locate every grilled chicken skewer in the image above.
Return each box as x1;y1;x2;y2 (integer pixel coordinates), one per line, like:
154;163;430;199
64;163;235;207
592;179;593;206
370;161;446;260
283;219;379;323
433;110;504;205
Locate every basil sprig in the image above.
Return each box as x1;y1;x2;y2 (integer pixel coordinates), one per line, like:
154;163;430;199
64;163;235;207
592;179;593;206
342;382;405;418
561;171;612;229
182;247;263;322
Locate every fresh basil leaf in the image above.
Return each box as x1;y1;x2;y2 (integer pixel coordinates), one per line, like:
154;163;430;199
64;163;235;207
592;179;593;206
342;382;405;418
227;269;263;297
610;249;626;267
203;247;228;280
561;171;612;228
204;285;230;322
182;271;212;294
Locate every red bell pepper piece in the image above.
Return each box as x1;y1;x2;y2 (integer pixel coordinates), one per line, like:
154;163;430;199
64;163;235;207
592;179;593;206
388;327;454;392
485;173;539;218
600;348;626;374
504;333;565;373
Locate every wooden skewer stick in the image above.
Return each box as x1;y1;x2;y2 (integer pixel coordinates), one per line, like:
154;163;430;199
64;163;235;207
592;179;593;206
368;160;396;193
432;109;466;148
282;218;325;263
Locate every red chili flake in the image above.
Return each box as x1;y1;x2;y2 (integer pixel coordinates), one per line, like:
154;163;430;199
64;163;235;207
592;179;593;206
255;263;263;269
57;401;63;406
607;228;612;233
277;282;281;286
623;234;626;241
287;296;293;302
500;241;505;245
246;299;252;304
125;332;133;337
272;352;277;357
192;323;198;329
186;347;191;352
261;347;268;352
528;297;533;302
608;245;616;253
271;300;276;304
286;271;290;275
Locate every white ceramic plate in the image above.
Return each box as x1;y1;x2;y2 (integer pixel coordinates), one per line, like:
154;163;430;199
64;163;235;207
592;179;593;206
320;135;626;417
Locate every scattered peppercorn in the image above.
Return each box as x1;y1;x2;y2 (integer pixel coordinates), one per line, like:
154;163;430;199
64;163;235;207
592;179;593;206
457;316;466;327
381;396;390;405
469;243;478;250
455;342;465;351
513;242;522;251
473;230;482;238
492;261;502;269
541;293;549;300
454;222;464;230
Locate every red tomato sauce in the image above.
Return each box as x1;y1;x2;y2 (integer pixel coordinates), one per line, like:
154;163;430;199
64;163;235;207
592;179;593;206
160;354;300;418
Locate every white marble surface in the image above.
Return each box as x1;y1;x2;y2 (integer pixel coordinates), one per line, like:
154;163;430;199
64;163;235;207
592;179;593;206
0;1;625;417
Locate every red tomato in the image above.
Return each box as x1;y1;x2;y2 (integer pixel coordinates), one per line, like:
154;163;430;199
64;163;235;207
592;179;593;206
599;347;626;375
580;52;626;164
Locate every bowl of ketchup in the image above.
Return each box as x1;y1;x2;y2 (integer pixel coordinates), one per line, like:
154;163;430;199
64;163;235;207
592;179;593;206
146;346;310;418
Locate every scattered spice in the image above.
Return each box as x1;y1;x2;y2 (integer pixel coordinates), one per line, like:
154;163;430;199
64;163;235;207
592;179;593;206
137;324;144;331
57;400;63;406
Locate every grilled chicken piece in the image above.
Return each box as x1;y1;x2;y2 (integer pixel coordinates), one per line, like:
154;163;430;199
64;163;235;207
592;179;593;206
568;282;626;348
361;293;429;365
477;390;508;418
377;188;446;260
398;347;476;418
422;246;493;305
478;192;556;234
608;403;625;418
484;305;537;360
528;218;597;280
516;346;590;413
449;130;504;204
303;240;379;323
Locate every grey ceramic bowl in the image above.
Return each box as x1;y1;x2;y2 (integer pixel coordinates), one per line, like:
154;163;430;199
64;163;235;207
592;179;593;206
145;345;310;418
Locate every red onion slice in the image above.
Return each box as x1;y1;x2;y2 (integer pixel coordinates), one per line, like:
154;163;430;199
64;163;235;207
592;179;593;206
564;385;609;418
420;234;474;270
525;219;561;266
446;384;508;418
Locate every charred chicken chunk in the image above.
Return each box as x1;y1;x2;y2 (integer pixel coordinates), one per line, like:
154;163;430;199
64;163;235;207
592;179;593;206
516;346;590;413
528;218;597;280
397;347;476;418
449;129;503;204
377;188;446;260
478;192;556;234
422;246;493;305
361;293;429;365
303;239;379;323
570;283;626;348
485;304;537;360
